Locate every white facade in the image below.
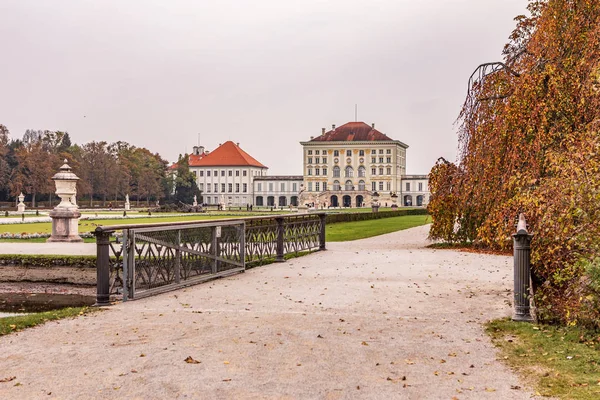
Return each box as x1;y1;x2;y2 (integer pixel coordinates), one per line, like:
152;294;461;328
253;176;303;207
191;165;265;206
400;175;430;207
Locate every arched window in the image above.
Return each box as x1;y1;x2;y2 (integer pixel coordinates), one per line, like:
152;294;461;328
345;180;353;191
333;166;340;178
358;180;365;191
256;196;264;206
333;180;341;191
358;166;366;177
345;166;353;178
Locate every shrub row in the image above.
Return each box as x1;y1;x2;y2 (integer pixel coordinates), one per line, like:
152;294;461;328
325;208;428;224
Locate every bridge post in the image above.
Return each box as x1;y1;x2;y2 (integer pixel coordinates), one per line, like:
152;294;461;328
275;217;285;262
513;213;534;322
95;229;111;306
319;213;326;251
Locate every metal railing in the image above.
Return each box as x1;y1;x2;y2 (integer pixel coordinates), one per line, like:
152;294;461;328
93;213;326;305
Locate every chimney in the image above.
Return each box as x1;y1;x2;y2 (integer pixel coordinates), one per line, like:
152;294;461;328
372;123;375;129
192;146;199;155
236;142;240;147
322;128;325;135
310;136;314;140
332;124;336;130
198;146;205;155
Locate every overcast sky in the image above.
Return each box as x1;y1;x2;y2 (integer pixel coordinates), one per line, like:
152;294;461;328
0;0;528;175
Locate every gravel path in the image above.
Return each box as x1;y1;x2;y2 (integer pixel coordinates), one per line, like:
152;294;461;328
0;225;536;399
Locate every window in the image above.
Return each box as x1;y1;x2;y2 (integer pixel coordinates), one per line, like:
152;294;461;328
269;183;273;191
386;182;391;191
243;170;247;177
371;168;377;175
322;167;327;176
315;168;320;176
257;183;262;191
379;167;384;175
308;157;313;164
243;183;247;193
372;182;376;191
386;157;391;163
221;183;226;192
308;182;313;191
214;183;218;192
334;150;339;157
418;182;423;191
199;183;204;191
386;167;391;175
371;150;376;155
333;166;340;177
345;180;353;191
236;170;240;177
406;182;411;191
358;166;366;177
213;170;217;176
256;196;264;206
359;150;365;156
346;150;352;157
228;170;232;177
333;180;341;191
293;183;297;192
199;171;204;177
345;166;353;178
323;182;327;191
235;183;240;192
315;182;320;192
315;150;320;155
207;184;211;193
322;157;327;163
281;182;285;191
371;157;376;164
213;196;217;204
386;149;391;154
379;149;384;154
221;170;225;177
358;180;365;190
307;168;313;176
379;182;384;191
379;157;384;163
207;170;211;177
308;150;313;155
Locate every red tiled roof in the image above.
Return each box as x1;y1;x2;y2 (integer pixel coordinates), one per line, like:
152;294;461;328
189;141;267;168
310;122;394;142
168;153;205;170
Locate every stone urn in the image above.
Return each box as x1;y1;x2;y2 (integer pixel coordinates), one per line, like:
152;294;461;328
371;191;380;213
47;160;83;242
17;192;26;214
391;192;398;209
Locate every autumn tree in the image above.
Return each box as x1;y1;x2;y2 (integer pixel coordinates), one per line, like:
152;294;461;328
428;0;600;326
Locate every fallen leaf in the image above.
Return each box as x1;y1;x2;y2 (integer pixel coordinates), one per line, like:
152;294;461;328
0;377;16;383
184;356;201;364
361;341;369;346
485;388;496;392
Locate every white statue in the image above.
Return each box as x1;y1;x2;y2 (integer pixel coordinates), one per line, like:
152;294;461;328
17;192;25;213
193;195;198;207
124;194;130;211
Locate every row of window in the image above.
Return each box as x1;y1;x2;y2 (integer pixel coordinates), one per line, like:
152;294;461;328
306;180;393;192
405;182;425;192
306;156;394;164
307;149;393;156
255;196;299;207
308;166;394;177
205;196;248;205
256;182;299;192
194;169;264;178
200;183;248;193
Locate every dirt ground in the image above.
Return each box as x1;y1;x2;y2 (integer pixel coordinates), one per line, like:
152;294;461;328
0;225;540;399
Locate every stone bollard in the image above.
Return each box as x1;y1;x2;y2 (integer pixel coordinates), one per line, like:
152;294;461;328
513;213;534;322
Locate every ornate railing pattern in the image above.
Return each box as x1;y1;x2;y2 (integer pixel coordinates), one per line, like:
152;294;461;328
93;213;326;305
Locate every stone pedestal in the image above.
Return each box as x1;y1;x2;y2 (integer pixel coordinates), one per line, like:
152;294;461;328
17;203;25;213
47;208;83;242
391;204;398;209
125;202;130;211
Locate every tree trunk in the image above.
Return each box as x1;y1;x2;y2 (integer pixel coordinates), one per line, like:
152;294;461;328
32;192;36;208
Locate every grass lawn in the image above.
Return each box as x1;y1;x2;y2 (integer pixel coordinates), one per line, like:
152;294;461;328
0;307;97;336
487;318;600;399
326;214;431;242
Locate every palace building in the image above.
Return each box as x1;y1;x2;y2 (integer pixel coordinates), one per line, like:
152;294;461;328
188;141;267;207
299;122;429;208
185;122;429;208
